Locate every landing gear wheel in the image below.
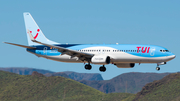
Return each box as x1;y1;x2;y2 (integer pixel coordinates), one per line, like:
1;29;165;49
85;64;92;70
99;66;106;72
156;67;160;71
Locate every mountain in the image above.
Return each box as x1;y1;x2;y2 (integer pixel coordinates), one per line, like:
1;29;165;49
1;68;180;101
0;67;103;81
0;70;133;101
0;70;103;101
0;67;173;94
79;72;170;94
0;67;54;75
44;71;103;81
132;73;180;101
64;71;103;81
44;72;70;78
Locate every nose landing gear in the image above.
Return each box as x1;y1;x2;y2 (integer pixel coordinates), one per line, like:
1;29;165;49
156;64;160;71
156;67;160;71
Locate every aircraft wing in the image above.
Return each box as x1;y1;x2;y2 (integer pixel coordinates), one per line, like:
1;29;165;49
4;42;36;49
27;32;94;61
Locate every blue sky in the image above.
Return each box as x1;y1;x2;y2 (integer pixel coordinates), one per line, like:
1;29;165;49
0;0;180;80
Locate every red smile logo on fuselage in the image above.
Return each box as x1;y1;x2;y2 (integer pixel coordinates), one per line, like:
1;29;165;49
29;29;40;39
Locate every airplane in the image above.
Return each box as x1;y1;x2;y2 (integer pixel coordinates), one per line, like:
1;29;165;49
4;12;176;72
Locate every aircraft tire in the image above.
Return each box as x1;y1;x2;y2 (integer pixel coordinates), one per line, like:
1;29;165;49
85;64;92;70
156;67;160;71
99;66;106;72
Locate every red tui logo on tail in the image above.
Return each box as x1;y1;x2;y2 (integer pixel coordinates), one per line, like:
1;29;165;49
28;29;40;39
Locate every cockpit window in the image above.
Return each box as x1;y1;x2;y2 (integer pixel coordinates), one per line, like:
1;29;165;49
160;50;169;52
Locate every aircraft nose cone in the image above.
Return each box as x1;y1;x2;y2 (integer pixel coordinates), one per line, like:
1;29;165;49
169;55;176;60
172;55;176;59
166;54;176;61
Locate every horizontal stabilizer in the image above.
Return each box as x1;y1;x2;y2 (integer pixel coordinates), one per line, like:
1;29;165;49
4;42;36;49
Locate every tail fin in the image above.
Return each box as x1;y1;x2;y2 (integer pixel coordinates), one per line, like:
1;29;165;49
23;12;59;46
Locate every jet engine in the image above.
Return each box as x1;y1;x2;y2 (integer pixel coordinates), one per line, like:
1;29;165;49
91;55;110;65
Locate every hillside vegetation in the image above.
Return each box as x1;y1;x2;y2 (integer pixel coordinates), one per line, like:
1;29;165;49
132;73;180;101
0;67;103;80
80;72;169;93
0;67;172;94
0;71;133;101
1;70;180;101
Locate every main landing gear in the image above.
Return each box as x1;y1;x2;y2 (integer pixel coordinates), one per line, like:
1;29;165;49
84;64;106;72
99;65;106;72
85;64;92;70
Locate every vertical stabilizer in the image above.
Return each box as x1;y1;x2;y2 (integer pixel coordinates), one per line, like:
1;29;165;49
23;12;59;46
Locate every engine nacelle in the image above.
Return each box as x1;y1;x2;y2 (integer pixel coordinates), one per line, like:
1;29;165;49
115;63;135;68
91;55;110;65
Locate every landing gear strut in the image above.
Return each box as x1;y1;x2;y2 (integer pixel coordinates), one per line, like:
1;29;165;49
85;64;92;70
99;65;106;72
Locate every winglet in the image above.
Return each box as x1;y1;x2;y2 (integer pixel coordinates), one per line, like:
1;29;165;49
27;29;36;42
